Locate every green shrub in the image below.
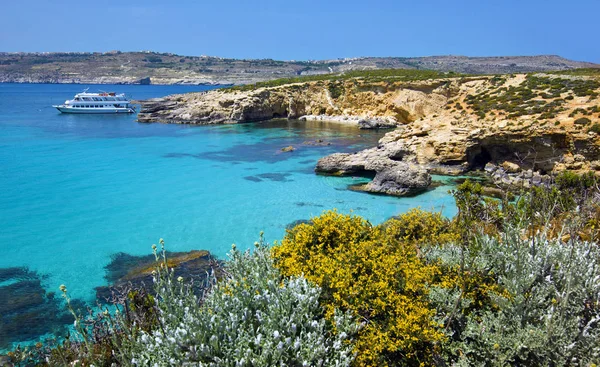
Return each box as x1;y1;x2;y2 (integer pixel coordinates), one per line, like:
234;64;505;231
574;117;592;125
589;123;600;133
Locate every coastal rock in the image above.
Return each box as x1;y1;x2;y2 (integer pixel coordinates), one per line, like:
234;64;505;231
316;141;432;196
137;76;151;85
358;118;397;129
501;161;521;173
137;71;600;194
362;165;431;196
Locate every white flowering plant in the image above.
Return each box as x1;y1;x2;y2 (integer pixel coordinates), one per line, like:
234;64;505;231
428;226;600;367
125;237;358;367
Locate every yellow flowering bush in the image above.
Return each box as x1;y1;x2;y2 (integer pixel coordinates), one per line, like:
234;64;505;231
272;209;456;367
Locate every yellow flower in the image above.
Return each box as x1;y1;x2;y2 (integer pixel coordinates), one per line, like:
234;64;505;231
177;276;184;282
272;209;452;366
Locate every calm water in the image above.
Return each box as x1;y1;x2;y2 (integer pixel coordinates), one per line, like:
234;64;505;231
0;83;457;349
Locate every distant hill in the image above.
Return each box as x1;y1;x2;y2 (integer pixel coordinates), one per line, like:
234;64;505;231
0;51;597;85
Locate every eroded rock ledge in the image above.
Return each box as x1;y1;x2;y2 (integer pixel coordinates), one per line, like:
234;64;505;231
315;141;431;196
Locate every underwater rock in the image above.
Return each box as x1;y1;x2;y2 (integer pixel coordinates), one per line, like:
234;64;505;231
0;267;85;350
95;250;221;301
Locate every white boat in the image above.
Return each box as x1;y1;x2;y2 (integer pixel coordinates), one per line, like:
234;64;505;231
53;89;136;114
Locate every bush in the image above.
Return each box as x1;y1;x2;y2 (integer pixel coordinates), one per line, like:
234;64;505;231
589;123;600;134
272;210;456;366
126;240;357;366
574;117;591;125
428;229;600;366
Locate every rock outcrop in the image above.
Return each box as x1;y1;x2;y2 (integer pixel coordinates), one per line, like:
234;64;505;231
137;78;455;126
138;71;600;196
315;140;430;196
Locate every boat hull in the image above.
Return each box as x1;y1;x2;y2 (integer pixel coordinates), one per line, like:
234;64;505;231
54;106;135;114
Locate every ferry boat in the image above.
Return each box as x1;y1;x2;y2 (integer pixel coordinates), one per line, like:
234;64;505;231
53;89;136;114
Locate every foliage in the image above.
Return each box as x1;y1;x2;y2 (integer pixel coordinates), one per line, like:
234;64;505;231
124;239;357;367
590;123;600;133
225;69;460;92
10;174;600;367
575;117;592;125
551;68;600;77
427;228;600;366
464;74;600;119
272;210;456;367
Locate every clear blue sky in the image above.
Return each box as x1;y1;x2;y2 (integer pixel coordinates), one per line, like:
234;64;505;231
1;0;598;63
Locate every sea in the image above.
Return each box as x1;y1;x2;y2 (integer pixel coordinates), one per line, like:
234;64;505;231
0;83;458;350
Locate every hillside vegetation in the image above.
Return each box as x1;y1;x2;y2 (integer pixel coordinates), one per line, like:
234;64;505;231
0;51;597;85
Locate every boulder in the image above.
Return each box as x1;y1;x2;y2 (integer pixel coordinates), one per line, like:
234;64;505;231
357;118;397;129
501;161;521;173
362;164;431;196
316;142;432;196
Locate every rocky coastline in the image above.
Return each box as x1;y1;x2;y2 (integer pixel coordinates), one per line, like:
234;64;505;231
137;71;600;196
2;52;598;86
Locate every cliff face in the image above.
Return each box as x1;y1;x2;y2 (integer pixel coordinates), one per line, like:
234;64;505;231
137;78;454;124
138;71;600;195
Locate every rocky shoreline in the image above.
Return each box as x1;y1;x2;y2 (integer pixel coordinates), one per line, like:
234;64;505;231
136;72;600;196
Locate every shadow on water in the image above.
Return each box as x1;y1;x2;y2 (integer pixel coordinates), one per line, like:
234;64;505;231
244;173;293;182
0;267;86;350
0;249;220;350
163;119;387;164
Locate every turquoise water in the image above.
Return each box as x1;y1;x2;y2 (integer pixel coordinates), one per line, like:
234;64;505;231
0;83;457;348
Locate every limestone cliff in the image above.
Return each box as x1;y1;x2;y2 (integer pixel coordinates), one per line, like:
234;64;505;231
138;77;455;125
138;70;600;195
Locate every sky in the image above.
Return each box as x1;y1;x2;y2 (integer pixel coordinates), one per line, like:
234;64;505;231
0;0;598;63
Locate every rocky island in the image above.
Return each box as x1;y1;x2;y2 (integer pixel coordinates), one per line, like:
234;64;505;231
137;68;600;196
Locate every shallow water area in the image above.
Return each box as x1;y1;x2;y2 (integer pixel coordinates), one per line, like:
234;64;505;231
0;83;458;349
